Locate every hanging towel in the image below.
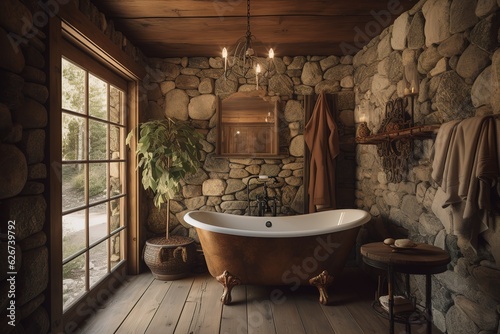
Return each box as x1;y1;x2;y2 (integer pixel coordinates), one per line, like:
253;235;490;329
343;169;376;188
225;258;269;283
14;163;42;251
430;119;460;187
431;116;500;254
304;92;340;212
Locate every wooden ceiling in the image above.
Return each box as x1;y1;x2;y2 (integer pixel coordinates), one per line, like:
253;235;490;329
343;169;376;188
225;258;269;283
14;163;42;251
94;0;418;58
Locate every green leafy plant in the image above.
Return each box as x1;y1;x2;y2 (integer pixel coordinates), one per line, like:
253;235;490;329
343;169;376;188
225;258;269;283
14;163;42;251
126;118;203;239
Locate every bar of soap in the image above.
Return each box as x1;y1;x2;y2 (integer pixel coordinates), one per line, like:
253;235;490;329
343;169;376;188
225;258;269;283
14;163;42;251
384;238;395;245
394;239;416;248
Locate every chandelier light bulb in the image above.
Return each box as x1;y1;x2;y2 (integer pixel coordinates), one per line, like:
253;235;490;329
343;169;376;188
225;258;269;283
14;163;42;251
222;47;228;75
269;48;274;59
255;63;261;90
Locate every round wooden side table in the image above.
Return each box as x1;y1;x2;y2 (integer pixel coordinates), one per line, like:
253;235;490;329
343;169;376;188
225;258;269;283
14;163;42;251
360;242;450;334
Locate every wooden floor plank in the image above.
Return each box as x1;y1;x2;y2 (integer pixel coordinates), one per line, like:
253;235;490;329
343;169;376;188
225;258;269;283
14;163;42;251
173;300;198;334
321;266;378;334
345;288;392;334
270;286;306;334
220;285;248;334
292;286;335;334
116;279;173;334
321;304;364;334
183;274;224;334
79;273;155;334
77;267;443;334
174;274;206;334
145;277;195;334
245;285;277;334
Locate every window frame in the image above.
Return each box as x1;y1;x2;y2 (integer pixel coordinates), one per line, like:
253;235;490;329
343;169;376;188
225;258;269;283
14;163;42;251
60;42;128;312
49;7;143;332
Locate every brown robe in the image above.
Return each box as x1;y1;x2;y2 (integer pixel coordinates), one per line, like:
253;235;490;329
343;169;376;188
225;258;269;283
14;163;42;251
304;92;340;212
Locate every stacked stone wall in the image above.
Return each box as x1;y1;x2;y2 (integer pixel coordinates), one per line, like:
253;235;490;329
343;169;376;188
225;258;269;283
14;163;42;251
0;0;144;333
353;0;500;332
0;0;50;331
141;55;356;241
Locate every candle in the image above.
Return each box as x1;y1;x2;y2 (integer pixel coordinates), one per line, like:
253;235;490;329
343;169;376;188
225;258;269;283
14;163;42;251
404;88;410;95
256;64;261;90
222;47;227;74
269;48;274;59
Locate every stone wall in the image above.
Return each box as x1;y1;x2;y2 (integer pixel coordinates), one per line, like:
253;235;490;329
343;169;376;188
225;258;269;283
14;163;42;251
0;0;51;331
353;0;500;332
0;0;144;333
141;55;356;241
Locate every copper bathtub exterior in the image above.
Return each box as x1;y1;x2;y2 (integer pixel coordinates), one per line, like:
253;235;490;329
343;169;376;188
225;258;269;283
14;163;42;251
184;210;370;304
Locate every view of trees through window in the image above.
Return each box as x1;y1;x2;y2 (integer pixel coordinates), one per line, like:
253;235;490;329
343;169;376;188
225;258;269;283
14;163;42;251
61;57;127;311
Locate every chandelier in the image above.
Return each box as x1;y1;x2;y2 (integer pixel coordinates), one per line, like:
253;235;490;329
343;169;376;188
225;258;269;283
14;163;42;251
222;0;275;86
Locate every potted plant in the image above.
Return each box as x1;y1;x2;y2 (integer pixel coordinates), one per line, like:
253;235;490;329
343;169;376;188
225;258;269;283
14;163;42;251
126;117;203;280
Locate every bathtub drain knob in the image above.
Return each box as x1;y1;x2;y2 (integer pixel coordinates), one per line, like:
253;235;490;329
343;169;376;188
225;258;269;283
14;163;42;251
265;221;272;228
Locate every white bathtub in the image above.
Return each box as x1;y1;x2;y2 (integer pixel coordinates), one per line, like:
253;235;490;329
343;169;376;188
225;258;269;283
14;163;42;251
184;209;371;238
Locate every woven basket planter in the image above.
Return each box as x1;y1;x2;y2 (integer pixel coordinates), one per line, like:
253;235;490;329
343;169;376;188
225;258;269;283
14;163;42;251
143;236;196;280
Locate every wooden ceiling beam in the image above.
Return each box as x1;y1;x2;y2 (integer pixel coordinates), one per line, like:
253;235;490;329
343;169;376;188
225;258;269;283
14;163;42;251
95;0;408;18
112;16;374;57
91;0;418;57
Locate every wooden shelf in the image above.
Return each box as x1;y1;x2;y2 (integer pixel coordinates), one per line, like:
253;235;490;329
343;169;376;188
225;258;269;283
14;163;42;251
356;124;440;144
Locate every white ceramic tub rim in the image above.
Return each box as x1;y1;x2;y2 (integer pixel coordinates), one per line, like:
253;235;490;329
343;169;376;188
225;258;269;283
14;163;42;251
183;209;371;238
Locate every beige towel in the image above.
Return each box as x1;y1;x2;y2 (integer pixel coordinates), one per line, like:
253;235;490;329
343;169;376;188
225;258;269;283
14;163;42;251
431;116;500;253
431;187;453;234
431;119;460;186
441;117;488;207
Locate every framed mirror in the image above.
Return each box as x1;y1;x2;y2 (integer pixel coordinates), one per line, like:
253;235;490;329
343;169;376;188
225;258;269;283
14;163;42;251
217;91;280;157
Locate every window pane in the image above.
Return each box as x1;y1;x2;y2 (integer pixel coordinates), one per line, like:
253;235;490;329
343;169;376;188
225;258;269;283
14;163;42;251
62;164;86;211
109;125;122;159
89;74;108;119
62;113;86;161
109;86;122;124
62;58;85;114
110;197;123;233
89;119;107;160
63;253;86;310
110;230;123;270
62;210;86;260
89;204;107;245
89;241;108;288
89;163;107;203
109;162;123;196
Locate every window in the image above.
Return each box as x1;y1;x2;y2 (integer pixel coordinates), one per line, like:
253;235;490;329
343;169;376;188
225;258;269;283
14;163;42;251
60;47;128;311
217;92;280;156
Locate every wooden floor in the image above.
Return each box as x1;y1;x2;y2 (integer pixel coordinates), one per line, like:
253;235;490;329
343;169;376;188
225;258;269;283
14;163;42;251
77;266;442;334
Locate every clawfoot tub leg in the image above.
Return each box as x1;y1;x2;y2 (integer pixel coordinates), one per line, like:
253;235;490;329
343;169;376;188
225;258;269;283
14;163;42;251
216;270;241;305
309;270;334;305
